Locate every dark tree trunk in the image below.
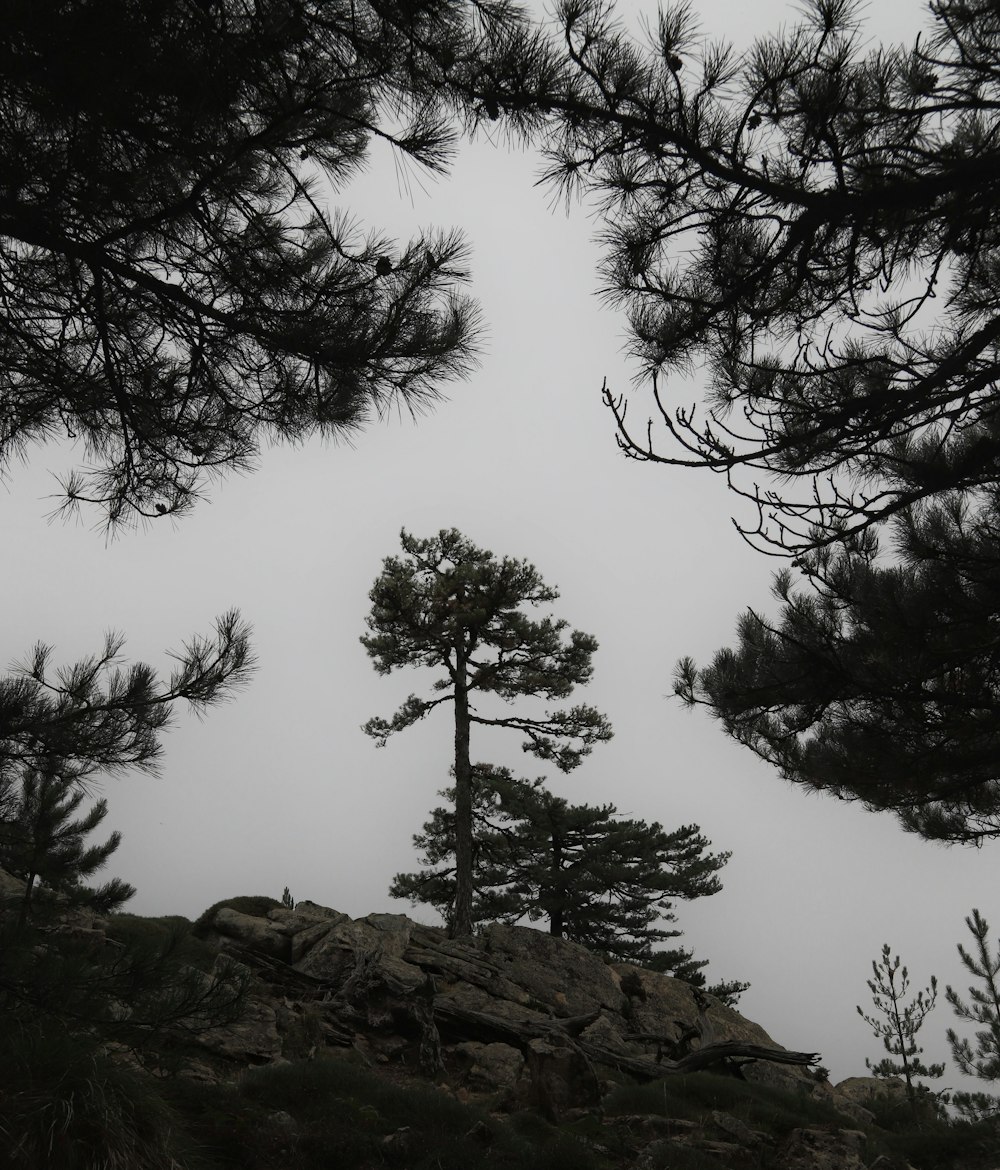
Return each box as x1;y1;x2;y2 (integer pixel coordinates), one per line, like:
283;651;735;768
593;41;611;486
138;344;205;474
548;830;564;937
17;871;36;932
450;635;474;938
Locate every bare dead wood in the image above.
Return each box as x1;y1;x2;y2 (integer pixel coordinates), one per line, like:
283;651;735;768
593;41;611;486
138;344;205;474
578;1038;821;1081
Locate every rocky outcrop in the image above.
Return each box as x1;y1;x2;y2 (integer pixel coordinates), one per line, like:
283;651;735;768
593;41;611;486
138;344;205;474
193;899;860;1116
2;875;900;1170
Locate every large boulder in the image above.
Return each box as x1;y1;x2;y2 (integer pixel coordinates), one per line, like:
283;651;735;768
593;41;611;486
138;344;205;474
612;962;816;1092
453;1040;525;1095
834;1075;908;1107
194;993;282;1063
525;1033;602;1120
293;912;426;992
212;907;292;960
265;902;351;963
480;924;627;1017
185;899;827;1113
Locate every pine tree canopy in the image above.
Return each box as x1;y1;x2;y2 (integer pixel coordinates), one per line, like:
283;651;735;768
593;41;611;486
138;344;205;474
361;530;612;767
391;763;731;966
675;505;1000;842
2;0;484;527
437;0;1000;841
453;0;1000;556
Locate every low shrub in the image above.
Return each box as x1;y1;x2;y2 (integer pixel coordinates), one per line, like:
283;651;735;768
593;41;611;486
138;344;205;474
192;896;282;936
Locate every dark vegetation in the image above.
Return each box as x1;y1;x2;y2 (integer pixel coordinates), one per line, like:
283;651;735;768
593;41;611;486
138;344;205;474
3;990;997;1170
163;1052;603;1170
436;0;1000;839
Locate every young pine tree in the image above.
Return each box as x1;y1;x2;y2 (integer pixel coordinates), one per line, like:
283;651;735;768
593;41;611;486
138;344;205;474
857;945;945;1109
0;760;135;928
390;763;747;1003
946;908;1000;1120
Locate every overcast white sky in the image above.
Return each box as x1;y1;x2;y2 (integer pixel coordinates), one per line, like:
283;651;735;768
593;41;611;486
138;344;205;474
4;0;997;1090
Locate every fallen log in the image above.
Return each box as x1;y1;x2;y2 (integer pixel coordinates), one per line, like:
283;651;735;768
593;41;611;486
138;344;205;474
578;1037;821;1081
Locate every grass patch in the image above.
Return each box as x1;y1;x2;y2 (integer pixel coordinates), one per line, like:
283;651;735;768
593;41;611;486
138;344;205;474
875;1115;1000;1170
0;1019;200;1170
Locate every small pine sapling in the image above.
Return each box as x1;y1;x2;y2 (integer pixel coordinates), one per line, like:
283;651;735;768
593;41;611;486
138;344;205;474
946;909;1000;1120
0;761;136;929
857;944;945;1110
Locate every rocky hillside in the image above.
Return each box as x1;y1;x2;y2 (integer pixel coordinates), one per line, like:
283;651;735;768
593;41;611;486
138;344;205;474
6;875;994;1170
183;895;914;1168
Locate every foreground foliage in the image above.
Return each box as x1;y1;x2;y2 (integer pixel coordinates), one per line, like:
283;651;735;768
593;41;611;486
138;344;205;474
0;905;252;1168
460;0;1000;555
3;0;484;528
438;0;1000;841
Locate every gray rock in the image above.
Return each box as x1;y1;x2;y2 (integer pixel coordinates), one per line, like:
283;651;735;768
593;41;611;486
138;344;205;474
525;1033;601;1120
834;1075;908;1105
579;1013;631;1055
453;1040;525;1094
195;993;282;1062
293;915;425;991
711;1109;761;1146
613;962;816;1092
778;1127;868;1170
213;907;291;960
0;865;26;907
482;924;626;1017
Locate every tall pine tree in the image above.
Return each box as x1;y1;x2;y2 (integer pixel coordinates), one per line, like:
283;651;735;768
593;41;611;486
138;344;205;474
362;530;611;937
